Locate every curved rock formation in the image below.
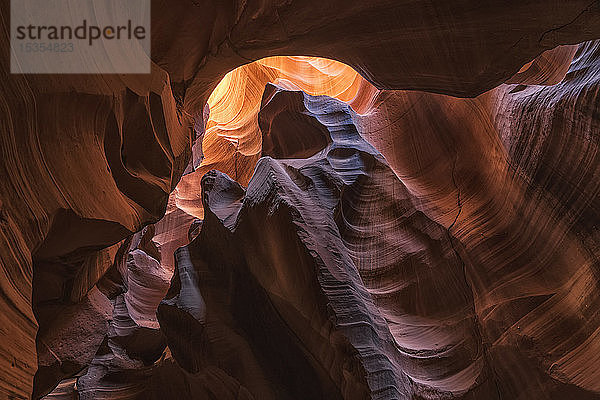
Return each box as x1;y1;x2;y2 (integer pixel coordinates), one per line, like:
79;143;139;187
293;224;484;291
354;41;600;398
176;56;370;219
485;41;600;393
157;79;600;399
2;1;600;398
0;56;190;400
73;228;169;399
152;0;600;113
506;44;580;85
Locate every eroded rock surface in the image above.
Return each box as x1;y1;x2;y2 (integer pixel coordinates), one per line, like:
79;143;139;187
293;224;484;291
157;83;600;399
2;1;600;397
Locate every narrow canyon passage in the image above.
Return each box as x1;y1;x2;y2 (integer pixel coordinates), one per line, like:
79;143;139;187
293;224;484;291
1;1;600;399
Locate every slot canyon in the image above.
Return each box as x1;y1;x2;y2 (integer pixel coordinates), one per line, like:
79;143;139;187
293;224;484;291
2;1;600;399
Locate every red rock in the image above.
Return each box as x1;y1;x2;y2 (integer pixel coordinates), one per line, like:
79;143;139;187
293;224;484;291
1;1;600;397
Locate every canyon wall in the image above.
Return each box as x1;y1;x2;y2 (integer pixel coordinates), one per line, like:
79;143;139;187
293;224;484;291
1;1;600;398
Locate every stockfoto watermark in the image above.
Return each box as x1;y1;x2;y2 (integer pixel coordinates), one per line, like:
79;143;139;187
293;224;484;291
11;0;150;74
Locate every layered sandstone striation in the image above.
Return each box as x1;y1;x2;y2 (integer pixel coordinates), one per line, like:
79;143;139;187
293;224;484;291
1;1;600;398
155;82;600;399
355;42;600;398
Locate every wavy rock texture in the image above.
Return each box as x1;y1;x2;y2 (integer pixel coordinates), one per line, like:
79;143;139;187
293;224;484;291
0;42;189;400
158;74;600;400
175;56;372;221
159;57;377;295
160;87;479;399
354;42;600;398
39;226;172;399
484;41;600;394
152;0;600;114
3;1;600;398
506;45;580;86
71;228;169;399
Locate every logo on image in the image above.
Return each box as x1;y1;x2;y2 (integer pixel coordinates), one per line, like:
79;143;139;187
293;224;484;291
11;0;150;74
